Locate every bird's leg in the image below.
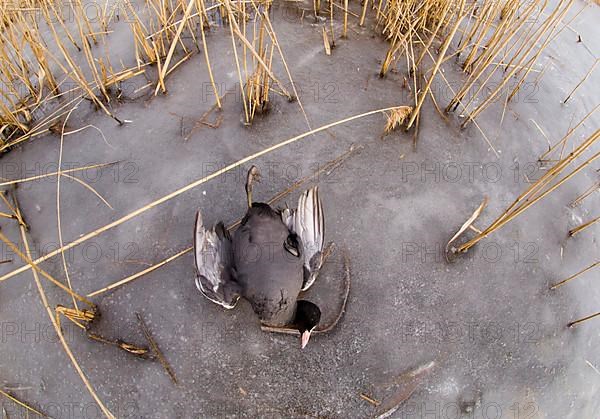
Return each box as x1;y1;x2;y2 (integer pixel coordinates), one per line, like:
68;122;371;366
245;165;261;208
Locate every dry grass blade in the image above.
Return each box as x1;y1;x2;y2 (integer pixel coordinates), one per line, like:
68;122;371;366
197;5;221;109
550;261;599;290
0;162;119;187
87;332;151;359
539;103;600;162
563;58;599;103
0;190;29;230
61;174;114;210
359;393;381;406
568;311;600;328
0;388;46;417
136;313;178;384
323;27;331;55
261;11;312;131
154;0;196;95
0;106;403;284
569;182;599;208
87;247;193;297
568;214;600;237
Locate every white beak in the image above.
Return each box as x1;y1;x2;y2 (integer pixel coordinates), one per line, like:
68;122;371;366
301;330;312;349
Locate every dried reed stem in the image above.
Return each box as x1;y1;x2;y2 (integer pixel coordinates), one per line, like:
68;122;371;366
563;59;599;104
0;388;46;417
568;311;600;328
14;200;115;419
455;129;600;253
550;261;599;290
569;214;600;237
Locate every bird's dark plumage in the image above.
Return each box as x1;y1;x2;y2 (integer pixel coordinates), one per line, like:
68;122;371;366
194;167;325;342
233;203;304;326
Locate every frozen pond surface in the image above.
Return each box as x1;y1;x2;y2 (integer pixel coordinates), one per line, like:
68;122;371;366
0;0;599;418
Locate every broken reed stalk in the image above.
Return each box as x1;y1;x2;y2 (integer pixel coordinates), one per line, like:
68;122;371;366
563;59;598;104
0;106;403;283
323;27;332;55
360;393;381;407
550;261;599;290
222;0;291;99
261;11;312;130
136;313;178;384
455;129;600;253
0;191;27;228
0;388;46;417
445;0;576;127
568;214;600;237
197;2;221;109
13;197;115;419
55;305;96;332
359;0;370;26
225;3;250;123
343;0;349;37
327;1;335;47
568;311;600;328
87;144;362;297
405;0;467;130
86;332;150;359
60;173;114;210
87;247;193;297
155;0;196;95
569;182;600;208
539;103;600;162
373;362;435;418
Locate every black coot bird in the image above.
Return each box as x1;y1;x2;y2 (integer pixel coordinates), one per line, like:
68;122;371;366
194;166;325;348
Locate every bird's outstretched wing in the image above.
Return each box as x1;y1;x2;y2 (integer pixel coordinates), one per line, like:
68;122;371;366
194;211;240;309
282;187;325;291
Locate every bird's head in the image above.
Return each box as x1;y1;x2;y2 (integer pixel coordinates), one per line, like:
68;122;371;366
295;300;321;349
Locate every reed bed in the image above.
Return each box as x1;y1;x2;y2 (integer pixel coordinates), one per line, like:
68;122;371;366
449;128;599;254
0;0;582;149
0;0;127;151
366;0;578;130
0;0;305;150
